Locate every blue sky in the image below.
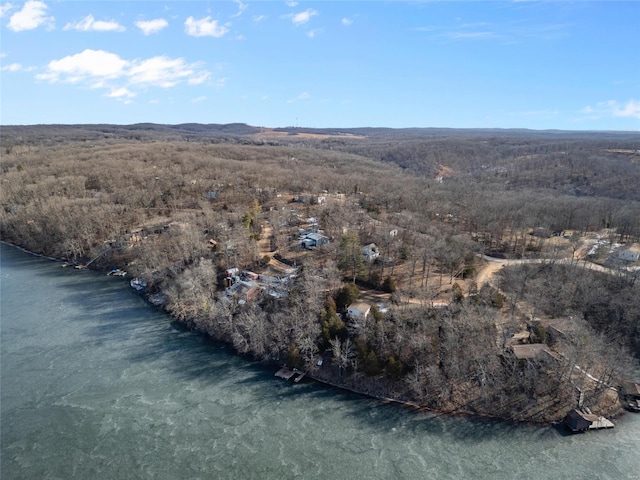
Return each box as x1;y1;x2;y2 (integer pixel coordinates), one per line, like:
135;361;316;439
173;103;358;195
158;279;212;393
1;1;639;130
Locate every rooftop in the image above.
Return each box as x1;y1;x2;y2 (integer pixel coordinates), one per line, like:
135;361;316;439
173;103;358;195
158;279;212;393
512;343;558;361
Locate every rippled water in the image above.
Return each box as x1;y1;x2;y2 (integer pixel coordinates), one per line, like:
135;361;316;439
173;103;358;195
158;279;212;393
1;243;639;479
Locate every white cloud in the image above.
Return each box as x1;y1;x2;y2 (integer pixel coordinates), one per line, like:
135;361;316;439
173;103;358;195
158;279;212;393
285;1;298;7
37;49;129;83
106;87;135;98
128;56;202;88
307;29;320;38
287;91;310;103
231;0;247;18
1;62;34;72
187;71;210;85
0;2;15;18
184;16;229;37
37;49;214;101
580;99;640;120
63;14;125;32
290;9;317;26
1;62;22;71
611;99;640;119
191;96;207;103
341;17;352;26
253;15;265;23
422;20;567;43
7;0;52;31
135;18;168;35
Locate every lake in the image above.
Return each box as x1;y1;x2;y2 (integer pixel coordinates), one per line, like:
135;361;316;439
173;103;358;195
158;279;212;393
1;243;638;479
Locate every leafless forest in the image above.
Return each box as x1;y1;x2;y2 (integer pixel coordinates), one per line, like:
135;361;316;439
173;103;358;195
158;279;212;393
2;123;639;423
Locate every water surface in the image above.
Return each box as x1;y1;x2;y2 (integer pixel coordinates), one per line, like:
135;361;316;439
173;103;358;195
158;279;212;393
1;243;639;479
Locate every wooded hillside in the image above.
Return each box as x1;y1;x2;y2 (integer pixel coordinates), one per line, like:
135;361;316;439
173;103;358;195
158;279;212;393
2;124;639;423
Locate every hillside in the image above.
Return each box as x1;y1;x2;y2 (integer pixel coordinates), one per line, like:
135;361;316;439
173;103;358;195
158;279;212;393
1;124;639;424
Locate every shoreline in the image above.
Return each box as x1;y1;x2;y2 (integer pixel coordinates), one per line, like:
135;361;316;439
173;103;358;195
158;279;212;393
0;240;629;429
1;240;69;264
303;372;562;427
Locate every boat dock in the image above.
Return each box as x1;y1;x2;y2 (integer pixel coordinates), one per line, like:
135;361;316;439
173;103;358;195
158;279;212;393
589;416;615;430
275;367;306;383
563;408;614;432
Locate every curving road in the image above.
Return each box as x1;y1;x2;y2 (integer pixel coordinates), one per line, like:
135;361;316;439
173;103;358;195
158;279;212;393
475;253;635;288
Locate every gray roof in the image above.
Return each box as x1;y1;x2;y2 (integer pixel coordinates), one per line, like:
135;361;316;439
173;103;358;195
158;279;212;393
306;232;328;241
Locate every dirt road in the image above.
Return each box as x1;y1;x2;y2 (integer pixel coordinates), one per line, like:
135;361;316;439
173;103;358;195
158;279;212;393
475;254;633;289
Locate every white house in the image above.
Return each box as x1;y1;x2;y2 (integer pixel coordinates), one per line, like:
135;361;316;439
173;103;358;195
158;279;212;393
347;301;371;320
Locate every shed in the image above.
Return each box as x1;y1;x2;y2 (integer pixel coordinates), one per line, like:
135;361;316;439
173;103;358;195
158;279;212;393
347;301;371;320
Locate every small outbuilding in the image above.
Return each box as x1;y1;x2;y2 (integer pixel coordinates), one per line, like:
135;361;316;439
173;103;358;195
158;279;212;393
563;409;599;432
347;301;371;320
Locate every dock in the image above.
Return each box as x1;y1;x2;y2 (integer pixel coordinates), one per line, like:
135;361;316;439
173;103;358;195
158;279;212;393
275;367;306;383
589;417;615;430
563;408;614;432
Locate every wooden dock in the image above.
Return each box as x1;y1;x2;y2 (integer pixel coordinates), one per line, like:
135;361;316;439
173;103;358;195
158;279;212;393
589;417;615;430
564;408;614;432
275;367;306;383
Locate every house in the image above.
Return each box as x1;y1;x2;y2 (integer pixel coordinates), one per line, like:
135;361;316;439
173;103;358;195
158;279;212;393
616;245;640;262
302;232;329;249
347;301;371;320
511;343;558;362
226;267;240;277
226;280;261;303
531;227;551;238
563;409;599;432
362;243;380;261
